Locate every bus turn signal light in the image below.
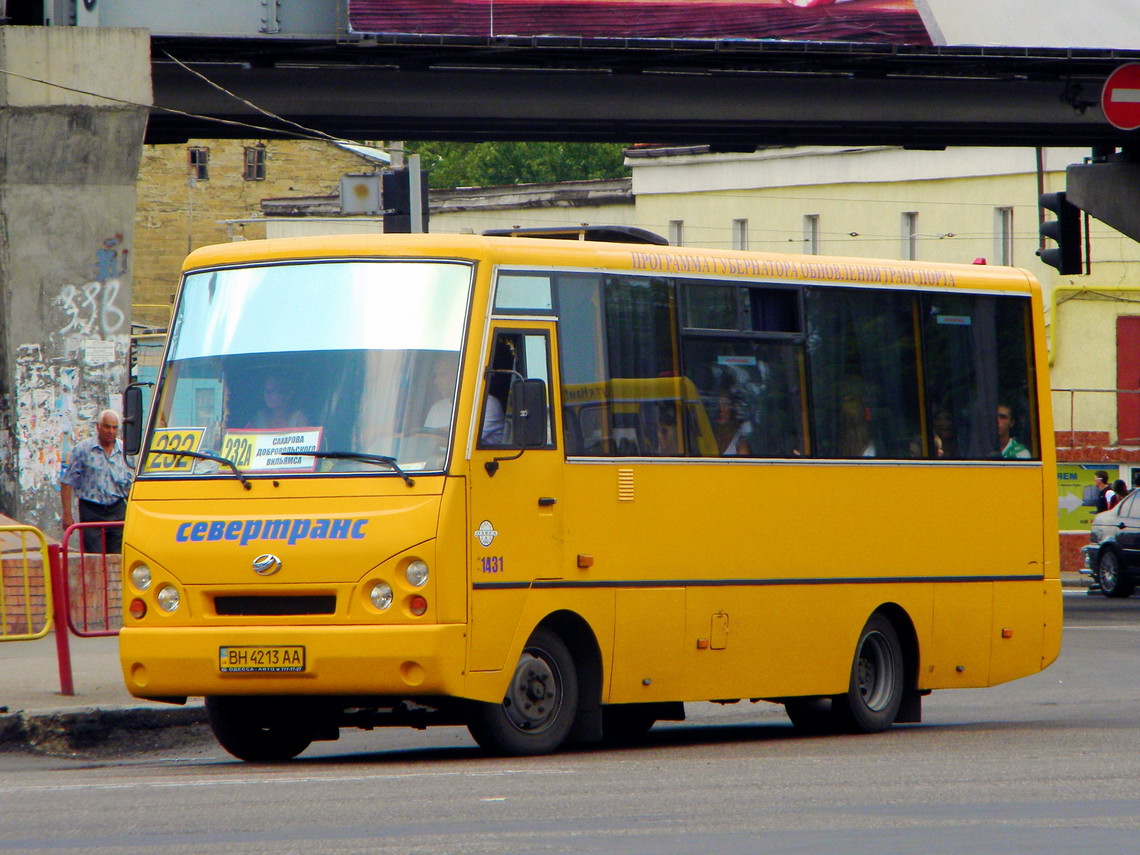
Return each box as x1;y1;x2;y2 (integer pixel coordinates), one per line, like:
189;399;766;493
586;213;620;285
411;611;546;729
129;598;147;620
409;596;428;616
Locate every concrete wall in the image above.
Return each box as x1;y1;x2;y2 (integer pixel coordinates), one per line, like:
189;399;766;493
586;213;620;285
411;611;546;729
0;27;150;533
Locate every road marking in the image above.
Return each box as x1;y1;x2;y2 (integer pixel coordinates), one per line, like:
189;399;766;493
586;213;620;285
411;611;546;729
0;768;574;796
1063;625;1140;631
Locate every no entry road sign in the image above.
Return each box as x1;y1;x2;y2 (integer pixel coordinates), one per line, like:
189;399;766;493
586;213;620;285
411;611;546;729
1102;63;1140;131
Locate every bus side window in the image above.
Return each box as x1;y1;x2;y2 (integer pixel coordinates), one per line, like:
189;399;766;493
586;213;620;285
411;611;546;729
479;330;554;449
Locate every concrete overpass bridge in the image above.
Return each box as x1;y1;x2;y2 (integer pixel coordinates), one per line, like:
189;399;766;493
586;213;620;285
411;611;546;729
143;36;1140;151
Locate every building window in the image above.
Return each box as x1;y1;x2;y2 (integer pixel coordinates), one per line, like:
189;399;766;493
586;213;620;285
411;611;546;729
669;220;684;247
901;211;918;260
243;145;266;181
995;206;1014;266
732;218;749;251
188;147;209;181
803;214;820;255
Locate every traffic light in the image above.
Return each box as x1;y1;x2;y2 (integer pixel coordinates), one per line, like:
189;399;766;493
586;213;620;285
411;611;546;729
382;167;429;233
1038;191;1083;275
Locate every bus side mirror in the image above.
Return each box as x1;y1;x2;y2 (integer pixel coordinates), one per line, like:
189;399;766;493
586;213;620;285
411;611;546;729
122;384;145;456
485;376;549;476
514;378;549;448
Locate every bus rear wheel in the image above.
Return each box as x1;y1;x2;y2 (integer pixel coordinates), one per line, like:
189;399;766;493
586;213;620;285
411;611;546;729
832;613;904;734
467;628;578;756
205;696;316;762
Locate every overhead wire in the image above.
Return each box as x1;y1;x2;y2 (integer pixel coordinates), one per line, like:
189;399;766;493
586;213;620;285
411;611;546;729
158;51;350;145
0;60;357;146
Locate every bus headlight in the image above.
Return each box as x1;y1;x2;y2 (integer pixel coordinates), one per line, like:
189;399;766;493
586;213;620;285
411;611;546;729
156;584;181;613
405;560;429;588
370;581;394;610
130;564;152;592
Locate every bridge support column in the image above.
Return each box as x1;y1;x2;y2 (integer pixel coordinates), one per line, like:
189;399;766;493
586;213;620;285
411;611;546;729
0;27;150;532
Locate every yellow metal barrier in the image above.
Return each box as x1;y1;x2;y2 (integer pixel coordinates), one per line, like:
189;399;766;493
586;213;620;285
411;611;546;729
0;526;53;641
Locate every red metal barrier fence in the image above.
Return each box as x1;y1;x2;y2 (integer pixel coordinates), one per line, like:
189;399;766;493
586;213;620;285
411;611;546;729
58;522;123;636
2;521;123;696
49;522;124;695
0;526;53;640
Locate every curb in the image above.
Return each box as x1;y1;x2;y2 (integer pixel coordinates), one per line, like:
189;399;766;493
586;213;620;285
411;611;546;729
0;705;207;754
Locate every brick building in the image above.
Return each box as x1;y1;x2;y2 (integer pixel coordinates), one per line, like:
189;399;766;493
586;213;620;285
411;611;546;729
132;138;389;327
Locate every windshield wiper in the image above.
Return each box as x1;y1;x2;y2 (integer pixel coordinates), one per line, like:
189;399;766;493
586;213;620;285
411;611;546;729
300;451;415;487
146;449;252;490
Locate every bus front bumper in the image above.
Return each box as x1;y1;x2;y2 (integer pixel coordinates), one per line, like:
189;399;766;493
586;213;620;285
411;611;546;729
119;624;469;700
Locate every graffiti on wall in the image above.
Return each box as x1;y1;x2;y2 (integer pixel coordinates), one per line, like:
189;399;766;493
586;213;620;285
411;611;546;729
59;235;129;337
11;234;131;524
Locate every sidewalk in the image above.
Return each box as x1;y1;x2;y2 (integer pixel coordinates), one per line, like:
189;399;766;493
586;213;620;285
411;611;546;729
0;632;204;753
1;571;1089;753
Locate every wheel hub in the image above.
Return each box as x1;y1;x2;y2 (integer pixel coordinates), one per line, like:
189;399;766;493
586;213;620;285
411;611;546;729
856;631;895;712
503;651;561;732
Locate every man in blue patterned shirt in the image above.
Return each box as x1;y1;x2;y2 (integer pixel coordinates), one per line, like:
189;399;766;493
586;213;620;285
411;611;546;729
60;410;133;553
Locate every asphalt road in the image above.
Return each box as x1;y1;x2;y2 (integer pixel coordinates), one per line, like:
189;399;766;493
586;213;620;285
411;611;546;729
1;589;1137;855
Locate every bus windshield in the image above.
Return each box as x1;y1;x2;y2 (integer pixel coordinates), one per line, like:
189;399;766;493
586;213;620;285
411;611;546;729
142;259;472;478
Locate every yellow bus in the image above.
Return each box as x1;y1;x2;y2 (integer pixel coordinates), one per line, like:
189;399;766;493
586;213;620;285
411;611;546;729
120;229;1061;761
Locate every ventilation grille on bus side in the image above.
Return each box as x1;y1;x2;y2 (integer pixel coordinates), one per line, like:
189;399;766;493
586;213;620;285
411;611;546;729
214;595;336;616
618;468;635;501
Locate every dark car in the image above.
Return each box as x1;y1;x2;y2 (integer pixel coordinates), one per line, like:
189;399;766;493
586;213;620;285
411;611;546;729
1082;492;1140;597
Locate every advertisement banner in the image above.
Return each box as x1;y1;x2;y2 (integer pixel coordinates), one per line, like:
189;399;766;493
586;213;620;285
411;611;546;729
348;0;933;45
1058;464;1100;532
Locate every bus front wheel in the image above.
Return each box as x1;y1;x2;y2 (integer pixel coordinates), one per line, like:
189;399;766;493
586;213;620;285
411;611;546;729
467;628;579;756
832;613;904;734
205;696;316;762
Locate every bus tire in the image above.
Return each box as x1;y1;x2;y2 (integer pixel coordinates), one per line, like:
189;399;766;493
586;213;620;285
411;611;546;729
601;704;658;745
832;613;904;734
783;697;839;735
467;628;578;756
1097;550;1135;598
205;696;315;763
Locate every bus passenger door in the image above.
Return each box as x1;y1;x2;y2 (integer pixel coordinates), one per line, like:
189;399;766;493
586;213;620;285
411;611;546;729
467;324;564;672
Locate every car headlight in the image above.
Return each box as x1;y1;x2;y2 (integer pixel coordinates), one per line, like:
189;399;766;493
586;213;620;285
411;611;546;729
405;560;429;588
156;584;181;613
130;564;152;592
370;581;393;610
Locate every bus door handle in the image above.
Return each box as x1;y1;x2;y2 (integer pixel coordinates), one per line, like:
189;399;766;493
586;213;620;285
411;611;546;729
538;497;557;507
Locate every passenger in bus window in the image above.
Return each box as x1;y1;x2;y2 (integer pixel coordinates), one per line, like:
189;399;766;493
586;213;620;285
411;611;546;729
481;393;506;444
248;374;309;429
907;432;944;459
713;379;752;456
425;355;505;443
932;408;958;458
424;358;460;430
997;403;1031;459
839;382;875;457
657;407;681;456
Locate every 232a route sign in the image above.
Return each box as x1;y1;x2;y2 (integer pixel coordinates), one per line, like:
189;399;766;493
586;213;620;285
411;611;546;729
1102;63;1140;131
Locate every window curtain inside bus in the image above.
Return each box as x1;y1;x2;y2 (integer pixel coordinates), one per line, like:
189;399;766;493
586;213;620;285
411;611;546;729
805;288;922;458
604;276;678;380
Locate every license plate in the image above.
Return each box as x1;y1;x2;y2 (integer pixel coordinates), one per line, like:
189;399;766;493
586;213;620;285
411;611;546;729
219;645;306;673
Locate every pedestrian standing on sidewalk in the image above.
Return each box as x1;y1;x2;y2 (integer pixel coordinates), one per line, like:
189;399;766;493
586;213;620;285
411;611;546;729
60;410;133;553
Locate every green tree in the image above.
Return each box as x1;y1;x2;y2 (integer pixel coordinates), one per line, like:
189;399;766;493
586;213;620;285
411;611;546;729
406;141;629;189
